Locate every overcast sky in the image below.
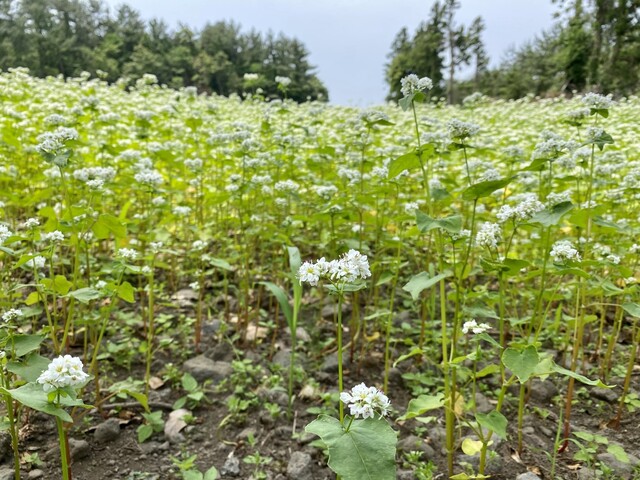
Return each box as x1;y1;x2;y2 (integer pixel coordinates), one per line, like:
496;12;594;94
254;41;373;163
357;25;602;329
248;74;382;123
102;0;557;106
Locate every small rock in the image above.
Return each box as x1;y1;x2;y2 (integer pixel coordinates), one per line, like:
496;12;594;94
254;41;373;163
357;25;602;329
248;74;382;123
182;355;232;384
529;379;558;404
322;352;349;373
397;435;435;459
28;470;44;479
285;326;311;343
172;288;198;307
207;342;234;362
597;452;636;478
397;470;414;480
236;427;257;443
474;392;493;414
426;426;446;447
0;432;11;462
286;451;313;480
575;468;598;480
94;418;121;444
257;387;289;407
516;473;542;480
592;387;618;403
0;467;13;480
221;455;240;477
272;349;292;368
69;438;90;461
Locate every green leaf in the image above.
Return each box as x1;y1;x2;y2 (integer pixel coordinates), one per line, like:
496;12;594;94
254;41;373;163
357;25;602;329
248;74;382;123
117;281;135;303
208;257;232;271
476;410;508;439
121;390;150;413
2;383;87;423
11;335;45;358
182;471;203;480
388;152;421;179
622;303;640;317
181;373;198;392
462;177;513;200
393;347;423;368
461;437;483;455
607;444;629;464
6;353;50;382
399;393;444;421
502;345;540;383
259;281;293;330
402;271;451;301
416;212;462;234
66;287;102;303
475;364;500;379
530;201;574;227
92;214;126;240
551;363;613;388
137;424;153;443
25;291;40;306
305;415;396;480
203;466;219;480
287;246;301;278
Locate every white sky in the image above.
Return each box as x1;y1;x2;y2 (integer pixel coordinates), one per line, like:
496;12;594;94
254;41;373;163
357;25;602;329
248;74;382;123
102;0;557;106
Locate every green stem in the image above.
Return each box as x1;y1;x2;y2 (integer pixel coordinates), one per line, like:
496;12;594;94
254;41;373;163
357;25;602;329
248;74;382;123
56;416;70;480
337;292;345;423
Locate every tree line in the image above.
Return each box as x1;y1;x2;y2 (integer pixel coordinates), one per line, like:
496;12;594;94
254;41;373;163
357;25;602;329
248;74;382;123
386;0;640;103
0;0;328;102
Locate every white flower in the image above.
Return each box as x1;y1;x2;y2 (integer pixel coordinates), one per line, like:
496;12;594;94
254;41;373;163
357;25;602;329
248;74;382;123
118;248;138;261
476;222;501;249
340;383;390;419
462;319;491;335
404;202;419;214
550;240;581;263
244;73;259;81
275;76;291;87
173;206;192;216
37;355;89;393
0;224;13;245
606;254;620;265
26;255;46;269
581;92;614;110
400;74;433;97
22;218;40;229
298;261;320;286
41;230;64;243
447;119;480;140
298;250;371;286
2;309;23;322
95;280;107;290
134;169;164;186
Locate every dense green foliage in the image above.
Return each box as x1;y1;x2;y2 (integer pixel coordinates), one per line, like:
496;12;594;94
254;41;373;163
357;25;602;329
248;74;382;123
387;0;640;102
0;0;328;102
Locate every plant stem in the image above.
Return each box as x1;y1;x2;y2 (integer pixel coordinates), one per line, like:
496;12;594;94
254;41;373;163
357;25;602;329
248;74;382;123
56;416;71;480
337;293;345;423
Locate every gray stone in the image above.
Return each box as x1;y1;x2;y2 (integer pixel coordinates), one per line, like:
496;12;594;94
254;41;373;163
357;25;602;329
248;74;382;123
236;427;257;443
321;352;349;373
272;349;292;368
285;326;311;343
182;355;232;383
397;435;435;459
207;342;234;362
286;451;313;480
69;438;90;460
530;379;559;404
516;473;542;480
592;387;618;403
257;387;289;407
27;470;44;479
164;409;191;443
426;426;446;447
597;452;637;479
221;455;241;477
0;432;11;462
93;418;121;444
575;468;598;480
172;288;198;307
397;470;414;480
0;467;13;480
475;392;493;414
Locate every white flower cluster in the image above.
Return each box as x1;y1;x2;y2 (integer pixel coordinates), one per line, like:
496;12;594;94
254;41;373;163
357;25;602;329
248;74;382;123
550;240;581;263
298;249;371;287
0;224;12;245
447;119;480;140
400;74;433;97
35;127;79;159
173;206;192;216
404;202;419;214
118;248;138;261
531;138;576;161
73;167;116;183
340;383;391;419
37;355;89;393
496;194;544;223
2;308;23;323
462;319;491;335
184;158;203;172
275;76;291;87
476;222;502;250
26;255;46;269
244;73;259;81
41;230;64;243
546;191;572;206
581;92;614;110
22;218;40;229
274;180;299;193
134;169;164;187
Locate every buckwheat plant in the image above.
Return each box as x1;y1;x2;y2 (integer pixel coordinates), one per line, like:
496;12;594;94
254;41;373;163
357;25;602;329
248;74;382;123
306;382;396;480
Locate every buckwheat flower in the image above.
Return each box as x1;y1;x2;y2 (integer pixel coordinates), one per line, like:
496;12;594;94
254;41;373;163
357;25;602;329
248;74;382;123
550;240;581;263
447;119;480;140
86;179;104;191
275;76;291;87
630;244;640;254
192;240;206;250
404;202;419;214
118;248;138;261
22;218;40;229
150;242;163;253
26;256;46;269
547;191;572;206
606;254;621;265
340;383;390;419
462;319;491;335
298;261;320;286
41;230;64;243
95;280;107;290
351;224;362;233
37;355;89;393
513;194;544;221
184;158;203;171
581;92;614;110
151;196;166;206
452;229;471;241
2;309;23;323
141;266;152;275
342;249;371;280
476;222;501;249
173;206;192;216
134;169;164;186
244;73;259;81
625;277;637;285
0;225;13;245
400;74;433;97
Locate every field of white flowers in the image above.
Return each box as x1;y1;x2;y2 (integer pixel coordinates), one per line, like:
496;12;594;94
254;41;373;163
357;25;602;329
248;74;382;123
0;68;639;480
